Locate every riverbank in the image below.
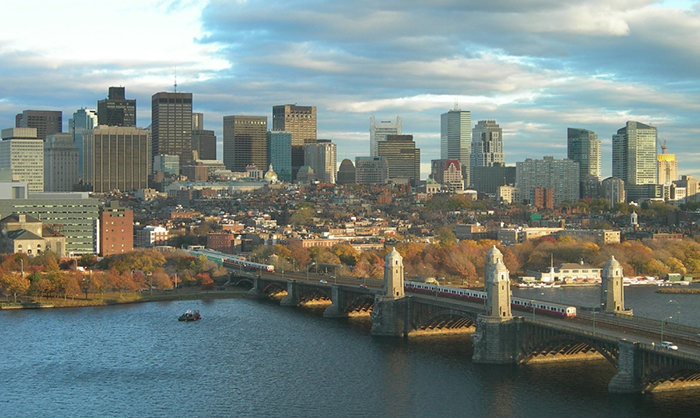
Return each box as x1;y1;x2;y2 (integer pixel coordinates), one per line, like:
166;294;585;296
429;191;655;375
0;287;250;310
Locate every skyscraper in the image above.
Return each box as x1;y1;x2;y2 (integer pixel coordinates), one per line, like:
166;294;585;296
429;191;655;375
378;135;420;186
567;128;601;199
222;115;268;172
97;87;136;127
267;131;292;183
305;140;337;184
355;157;388;185
151;92;193;169
272;105;316;180
69;108;98;179
191;113;216;160
471;120;504;183
44;133;79;192
83;126;150;193
370;116;401;157
0;128;44;193
441;107;471;185
612;121;658;201
516;156;579;206
16;110;62;140
657;141;677;185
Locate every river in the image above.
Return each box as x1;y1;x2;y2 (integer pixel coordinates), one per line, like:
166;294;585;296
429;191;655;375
1;285;699;418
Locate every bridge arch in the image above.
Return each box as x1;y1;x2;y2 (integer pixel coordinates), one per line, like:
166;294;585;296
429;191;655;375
411;306;478;333
521;328;619;367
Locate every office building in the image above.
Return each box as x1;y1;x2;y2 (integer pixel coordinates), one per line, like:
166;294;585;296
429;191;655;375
151;92;193;168
516;156;579;206
355;157;388;185
674;175;699;202
377;135;420;186
472;163;516;195
567;128;601;199
336;159;356;185
441;107;471;185
223;115;268;172
0;128;44;193
44;133;79;192
97;87;136;127
471;120;504;183
657;150;677;186
305;140;337;184
370;116;401;157
16;110;62;140
612;121;657;201
430;159;464;192
272;105;316;180
192;113;217;161
267;131;292;183
99;201;134;256
83;126;150;193
153;155;179;176
69;108;98;178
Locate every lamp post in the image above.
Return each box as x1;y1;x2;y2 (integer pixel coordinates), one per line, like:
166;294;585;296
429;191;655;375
669;299;680;326
531;300;536;320
660;316;673;343
592;310;596;333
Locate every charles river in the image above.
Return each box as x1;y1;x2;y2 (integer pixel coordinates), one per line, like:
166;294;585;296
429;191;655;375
2;285;700;418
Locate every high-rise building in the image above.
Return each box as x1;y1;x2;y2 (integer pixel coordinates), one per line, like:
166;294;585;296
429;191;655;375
674;175;698;202
151;92;193;169
97;87;136;127
377;135;420;186
153;155;179;176
471;120;504;183
441;107;471;185
44;133;78;192
612;121;657;201
567;128;601;199
69;108;98;179
370;116;401;157
430;159;464;193
472;163;516;195
99;201;134;256
16;110;62;140
601;177;626;207
272;105;316;180
355;157;388;185
191;113;217;161
516;156;579;206
304;140;337;184
336;159;356;185
223;115;268;172
83;126;150;193
657;150;677;186
267;131;292;183
0;128;44;193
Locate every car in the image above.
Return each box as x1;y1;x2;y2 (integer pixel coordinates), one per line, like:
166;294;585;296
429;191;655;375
661;341;678;350
359;284;368;289
319;280;327;284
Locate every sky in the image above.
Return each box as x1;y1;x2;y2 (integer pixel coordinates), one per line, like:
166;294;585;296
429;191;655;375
1;0;700;179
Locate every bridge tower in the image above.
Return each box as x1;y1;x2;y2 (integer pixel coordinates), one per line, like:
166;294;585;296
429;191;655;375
601;256;629;314
485;246;512;318
371;247;407;337
472;246;519;364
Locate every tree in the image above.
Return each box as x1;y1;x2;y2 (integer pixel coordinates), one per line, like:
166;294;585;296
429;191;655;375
0;272;30;303
198;273;214;290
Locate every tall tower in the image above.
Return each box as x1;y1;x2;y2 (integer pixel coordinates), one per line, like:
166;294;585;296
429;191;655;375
383;247;404;299
657;141;677;185
0;128;45;192
304;139;337;184
151;92;193;169
222;115;268;172
272;105;316;181
471;120;504;184
612;121;658;201
16;110;62;140
568;127;601;198
69;108;98;179
191;113;217;161
44;133;79;192
267;131;292;183
441;107;471;185
485;246;512;319
83;126;150;193
377;135;420;186
370;116;401;157
601;256;626;313
97;87;136;127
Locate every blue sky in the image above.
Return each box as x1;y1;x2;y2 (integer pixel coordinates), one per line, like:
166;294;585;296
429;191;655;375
1;0;700;179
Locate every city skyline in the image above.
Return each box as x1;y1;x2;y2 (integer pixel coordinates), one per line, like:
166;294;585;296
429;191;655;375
1;1;700;179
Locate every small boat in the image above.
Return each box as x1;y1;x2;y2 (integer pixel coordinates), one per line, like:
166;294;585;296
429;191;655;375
178;309;201;321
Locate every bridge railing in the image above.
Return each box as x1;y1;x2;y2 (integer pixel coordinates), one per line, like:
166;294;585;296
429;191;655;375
577;311;700;346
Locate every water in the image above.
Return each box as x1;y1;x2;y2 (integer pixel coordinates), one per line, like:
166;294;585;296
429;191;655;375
2;287;700;418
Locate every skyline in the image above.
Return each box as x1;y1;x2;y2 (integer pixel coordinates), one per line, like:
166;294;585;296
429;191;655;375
2;0;700;179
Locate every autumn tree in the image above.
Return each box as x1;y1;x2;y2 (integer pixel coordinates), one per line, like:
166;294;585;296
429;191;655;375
0;272;30;303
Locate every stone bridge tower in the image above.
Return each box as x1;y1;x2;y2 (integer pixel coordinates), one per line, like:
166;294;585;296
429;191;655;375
485;246;512;318
383;247;404;299
601;256;629;314
371;247;407;336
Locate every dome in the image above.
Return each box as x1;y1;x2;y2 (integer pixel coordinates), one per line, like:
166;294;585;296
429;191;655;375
264;164;278;183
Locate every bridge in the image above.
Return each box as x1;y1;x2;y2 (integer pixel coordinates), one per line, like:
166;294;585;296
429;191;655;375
227;248;700;394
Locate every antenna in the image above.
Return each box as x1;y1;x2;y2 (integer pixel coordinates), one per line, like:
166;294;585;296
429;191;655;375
174;67;178;93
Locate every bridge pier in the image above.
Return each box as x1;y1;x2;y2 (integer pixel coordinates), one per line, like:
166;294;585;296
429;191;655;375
609;340;643;394
280;280;298;307
370;296;408;337
323;286;349;318
246;276;265;299
471;315;522;364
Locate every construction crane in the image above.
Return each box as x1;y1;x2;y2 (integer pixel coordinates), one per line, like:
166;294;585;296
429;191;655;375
658;138;668;154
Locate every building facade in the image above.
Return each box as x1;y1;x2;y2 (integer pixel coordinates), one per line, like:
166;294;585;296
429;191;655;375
612;121;658;201
69;108;98;179
516;156;579;206
430;159;464;192
304;139;337;184
441;108;471;185
272;105;316;181
471;120;504;184
370;116;401;157
44;133;79;192
657;153;677;186
267;131;292;183
336;159;356;185
83;126;150;193
0;128;44;193
377;135;420;186
99;201;133;256
151;92;193;169
567;127;601;199
191;113;217;161
97;87;136;127
16;110;62;140
355;157;388;185
222;115;268;172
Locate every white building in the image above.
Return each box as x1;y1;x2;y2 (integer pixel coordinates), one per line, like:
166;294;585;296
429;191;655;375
370;116;401;157
305;140;337;184
0;128;44;193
